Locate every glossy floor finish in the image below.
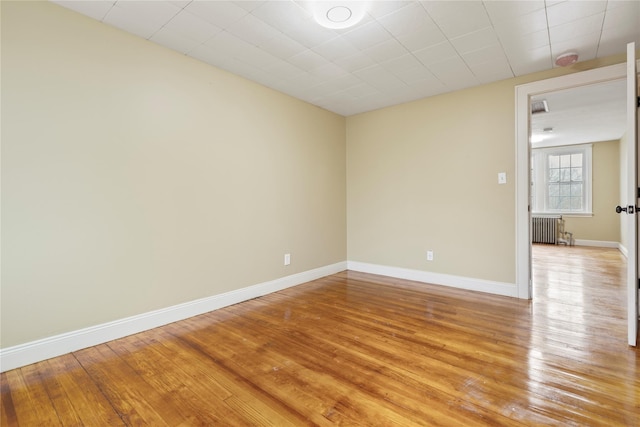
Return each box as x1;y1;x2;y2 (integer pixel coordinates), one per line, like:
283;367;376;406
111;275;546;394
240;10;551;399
2;246;638;425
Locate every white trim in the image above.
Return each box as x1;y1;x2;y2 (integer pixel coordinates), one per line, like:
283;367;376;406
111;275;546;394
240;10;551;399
516;63;629;300
619;243;629;258
572;239;620;248
0;262;347;373
347;261;517;298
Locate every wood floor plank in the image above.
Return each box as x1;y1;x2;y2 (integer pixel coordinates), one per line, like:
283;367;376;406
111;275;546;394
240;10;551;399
45;354;125;426
2;367;61;425
1;245;638;426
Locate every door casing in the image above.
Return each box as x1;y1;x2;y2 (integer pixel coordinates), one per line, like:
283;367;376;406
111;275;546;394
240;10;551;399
515;63;629;299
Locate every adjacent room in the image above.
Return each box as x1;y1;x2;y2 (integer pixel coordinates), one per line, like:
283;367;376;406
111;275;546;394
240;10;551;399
2;1;639;425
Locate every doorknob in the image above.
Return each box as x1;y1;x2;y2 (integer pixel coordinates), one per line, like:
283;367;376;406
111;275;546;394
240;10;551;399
616;205;628;214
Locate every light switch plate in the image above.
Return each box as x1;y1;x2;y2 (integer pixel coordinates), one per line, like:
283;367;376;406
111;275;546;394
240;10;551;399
498;172;507;184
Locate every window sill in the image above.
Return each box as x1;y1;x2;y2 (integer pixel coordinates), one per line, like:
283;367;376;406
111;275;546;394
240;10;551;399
532;212;593;218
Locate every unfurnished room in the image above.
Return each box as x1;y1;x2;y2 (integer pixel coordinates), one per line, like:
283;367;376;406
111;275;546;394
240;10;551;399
1;1;639;425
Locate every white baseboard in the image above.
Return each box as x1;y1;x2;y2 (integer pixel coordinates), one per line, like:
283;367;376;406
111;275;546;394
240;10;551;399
573;239;619;248
347;261;517;298
0;262;347;373
618;243;628;258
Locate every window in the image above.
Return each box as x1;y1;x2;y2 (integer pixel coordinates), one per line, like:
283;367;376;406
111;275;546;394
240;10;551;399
531;144;592;215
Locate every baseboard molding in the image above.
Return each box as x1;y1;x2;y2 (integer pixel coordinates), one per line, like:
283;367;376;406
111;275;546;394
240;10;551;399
347;261;517;298
573;239;619;248
0;262;347;373
618;243;628;258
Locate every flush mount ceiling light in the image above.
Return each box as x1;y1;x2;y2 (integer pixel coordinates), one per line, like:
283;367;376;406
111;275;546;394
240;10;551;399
313;2;367;29
555;52;579;67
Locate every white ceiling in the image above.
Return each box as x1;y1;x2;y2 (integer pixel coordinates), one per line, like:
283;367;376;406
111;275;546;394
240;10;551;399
51;0;639;117
531;78;627;148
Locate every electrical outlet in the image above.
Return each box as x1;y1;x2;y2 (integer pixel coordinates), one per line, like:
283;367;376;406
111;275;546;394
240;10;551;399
427;250;434;261
284;253;291;266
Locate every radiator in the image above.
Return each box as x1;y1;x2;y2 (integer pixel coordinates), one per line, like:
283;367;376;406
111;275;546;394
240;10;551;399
532;216;560;244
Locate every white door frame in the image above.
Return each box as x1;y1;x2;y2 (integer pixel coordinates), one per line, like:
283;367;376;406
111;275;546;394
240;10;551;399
515;63;629;299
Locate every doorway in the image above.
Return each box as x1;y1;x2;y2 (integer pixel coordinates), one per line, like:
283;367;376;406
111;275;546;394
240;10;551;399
515;62;629;300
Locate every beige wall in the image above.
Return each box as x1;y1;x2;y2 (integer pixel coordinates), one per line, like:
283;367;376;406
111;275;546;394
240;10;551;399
347;55;627;285
1;2;346;348
563;140;620;243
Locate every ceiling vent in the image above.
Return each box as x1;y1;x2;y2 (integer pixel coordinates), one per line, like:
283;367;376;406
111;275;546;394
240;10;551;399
531;100;549;114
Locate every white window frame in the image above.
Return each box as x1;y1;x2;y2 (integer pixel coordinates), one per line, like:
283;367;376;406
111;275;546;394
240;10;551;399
531;144;592;216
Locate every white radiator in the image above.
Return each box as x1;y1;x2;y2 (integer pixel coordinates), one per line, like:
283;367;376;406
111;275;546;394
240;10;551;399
532;216;560;244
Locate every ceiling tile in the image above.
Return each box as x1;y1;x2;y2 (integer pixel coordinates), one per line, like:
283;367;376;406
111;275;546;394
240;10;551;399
427;56;479;90
251;1;309;32
546;0;607;27
492;9;549;38
467;56;514;84
333;52;377;72
225;12;283;47
312;37;360;62
51;1;115;21
204;31;280;69
603;1;640;32
414;41;458;67
597;28;640;57
549;13;605;44
159;10;222;45
309;63;349;79
365;1;413;19
103;1;182;39
484;0;545;22
377;2;433;38
499;28;550;52
257;33;308;59
282;19;339;49
450;27;500;55
394;25;447;52
421;1;492;38
362;38;409;63
184;1;248;29
463;44;509;66
263;60;306;81
354;65;408;92
342;20;391;50
381;54;424;76
287;49;330;71
507;45;553;75
232;1;266;12
392;63;439;86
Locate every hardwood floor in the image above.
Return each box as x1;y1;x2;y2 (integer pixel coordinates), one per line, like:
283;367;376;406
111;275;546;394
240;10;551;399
2;246;638;426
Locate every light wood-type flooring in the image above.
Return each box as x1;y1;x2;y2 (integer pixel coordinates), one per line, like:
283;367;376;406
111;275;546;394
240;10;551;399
2;245;638;425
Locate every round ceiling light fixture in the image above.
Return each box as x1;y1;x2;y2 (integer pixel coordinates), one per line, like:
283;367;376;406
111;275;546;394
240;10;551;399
313;2;367;29
555;52;579;67
327;6;352;23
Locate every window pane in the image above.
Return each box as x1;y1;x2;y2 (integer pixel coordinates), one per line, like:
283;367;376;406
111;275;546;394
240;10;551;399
560;184;570;196
549;155;559;168
548;196;559;209
560;154;571;168
571;167;582;181
570;197;582;210
559;197;570;210
571;153;582;165
549;183;559;196
571;183;582;196
549;168;559;182
560;168;571;182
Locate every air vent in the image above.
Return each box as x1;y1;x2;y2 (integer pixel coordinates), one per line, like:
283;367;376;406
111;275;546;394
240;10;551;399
531;99;549;114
